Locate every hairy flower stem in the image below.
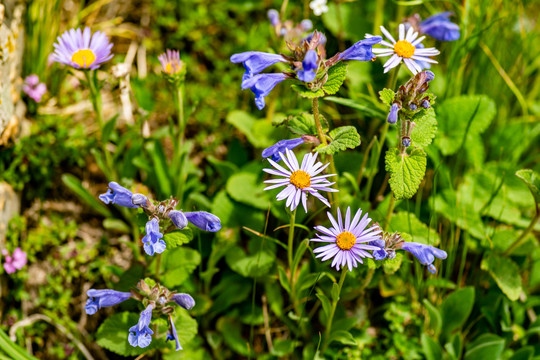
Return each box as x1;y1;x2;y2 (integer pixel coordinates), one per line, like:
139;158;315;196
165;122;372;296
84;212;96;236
384;194;396;228
155;253;162;281
173;84;187;201
313;97;339;205
177;85;185;146
321;269;348;354
85;70;116;180
504;205;540;256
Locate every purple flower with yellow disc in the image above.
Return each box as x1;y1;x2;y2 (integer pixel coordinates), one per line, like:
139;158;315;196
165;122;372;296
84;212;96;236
158;49;184;75
311;207;382;271
53;27;113;70
263;148;337;212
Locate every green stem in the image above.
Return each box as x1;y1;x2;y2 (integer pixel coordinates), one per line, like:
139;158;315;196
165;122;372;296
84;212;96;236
384;194;396;228
155;253;162;281
313;97;339;205
321;269;348;354
504;206;540;256
177;85;185;146
288;208;297;291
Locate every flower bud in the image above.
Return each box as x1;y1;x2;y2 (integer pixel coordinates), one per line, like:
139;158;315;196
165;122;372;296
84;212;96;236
168;210;188;230
387;103;399;124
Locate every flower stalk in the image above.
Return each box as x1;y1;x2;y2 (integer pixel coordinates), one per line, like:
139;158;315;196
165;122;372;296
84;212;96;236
321;269;347;353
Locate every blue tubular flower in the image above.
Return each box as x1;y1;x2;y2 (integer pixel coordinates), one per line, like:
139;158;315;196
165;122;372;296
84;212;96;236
419;12;460;41
230;51;287;78
267;9;280;26
167;316;182;351
401;242;447;273
99;182;138;208
387;103;399;124
142;219;166;256
241;73;287;110
85;289;131;315
169;210;188;230
128;304;154;348
262;138;305;162
184;211;221;232
368;239;388;260
297;50;318;82
338;36;382;61
172;293;196;310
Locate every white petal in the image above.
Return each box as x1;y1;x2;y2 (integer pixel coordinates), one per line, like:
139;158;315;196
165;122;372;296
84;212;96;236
403;58;418;75
411;35;426;46
380;26;396;44
398;24;405;41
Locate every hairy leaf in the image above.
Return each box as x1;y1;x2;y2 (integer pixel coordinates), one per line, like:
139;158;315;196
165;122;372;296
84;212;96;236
411;108;437;149
385;148;427;200
379;88;396;106
291;83;325;98
316;126;361;155
323;62;348;95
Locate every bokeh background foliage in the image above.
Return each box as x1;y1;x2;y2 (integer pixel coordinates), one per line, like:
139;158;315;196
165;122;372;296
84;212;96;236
1;0;540;359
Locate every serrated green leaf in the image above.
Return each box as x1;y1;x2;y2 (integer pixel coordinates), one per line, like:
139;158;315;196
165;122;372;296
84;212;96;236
481;255;523;301
316;126;361;155
435;95;496;155
385;148;427;200
323;62;348;95
411;108;437;149
226;172;269;210
163;227;194;248
161;247;201;288
284;112;328;136
515;169;540;205
291;83;325;98
383;252;403;274
379;88;396;106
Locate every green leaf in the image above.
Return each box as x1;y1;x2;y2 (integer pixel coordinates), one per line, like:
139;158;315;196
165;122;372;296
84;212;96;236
410;108;437;149
163;227;194;248
441;287;475;339
445;333;463;360
464;334;505;360
379;88;396;107
421;334;443;360
61;174;113;218
390;212;440;245
435;95;497;155
291;83;325;98
161;247;201;288
173;307;199;349
331;282;340;302
329;330;357;346
279;112;329;136
325;96;386;119
96;312;148;356
316;293;332;319
481;255;523;301
423;299;442;335
271;339;296;357
515;169;540;205
365;257;382;269
226;172;269;210
225;246;275;278
316;126;361;155
323;62;348;95
278;267;291;293
508;346;534;360
226;110;276;148
145;141;172;197
101;115;118;143
385;148;427;200
383;252;403;274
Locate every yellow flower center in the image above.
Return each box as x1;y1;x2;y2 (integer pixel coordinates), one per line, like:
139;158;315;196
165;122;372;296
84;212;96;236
394;40;415;58
71;49;96;68
336;231;356;250
290;170;311;189
164;63;173;74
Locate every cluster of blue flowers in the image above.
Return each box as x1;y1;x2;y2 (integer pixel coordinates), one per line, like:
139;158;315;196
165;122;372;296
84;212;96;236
99;181;221;256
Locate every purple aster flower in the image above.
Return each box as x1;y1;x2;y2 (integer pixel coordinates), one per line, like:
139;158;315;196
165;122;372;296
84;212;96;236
99;182;139;208
311;207;382;271
158;49;184;75
419;12;460;42
387;103;399;124
263;149;337;212
338;36;382;61
2;248;27;274
241;73;287;110
168;210;188;230
400;242;447;273
142;219;166;256
297;49;319;82
53;27;113;70
184;211;221;232
167;315;182;351
172;293;196;310
129;304;154;348
22;75;47;103
267;9;280;26
262;138;306;162
230;51;287;78
85;289;131;315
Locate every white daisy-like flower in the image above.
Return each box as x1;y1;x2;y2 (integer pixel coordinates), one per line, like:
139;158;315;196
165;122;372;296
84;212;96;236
369;24;440;74
310;0;329;16
263;148;337;212
311;207;382;271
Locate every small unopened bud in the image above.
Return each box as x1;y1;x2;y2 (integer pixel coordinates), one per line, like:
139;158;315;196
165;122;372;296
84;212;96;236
387;103;399;124
421;100;430;108
168;210;188;230
267;9;279;26
409;103;417;111
402;137;411;148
